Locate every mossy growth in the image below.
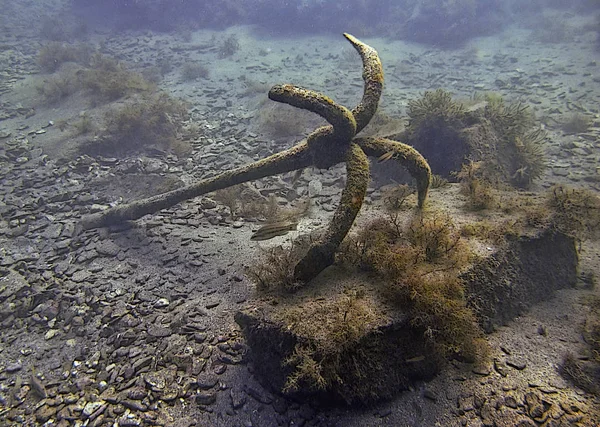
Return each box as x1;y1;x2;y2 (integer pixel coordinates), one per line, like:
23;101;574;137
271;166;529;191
36;49;156;106
37;42;94;73
245;235;314;293
430;174;449;189
79;53;155;104
478;93;547;188
379;183;415;212
455;161;498;211
546;185;600;243
180;62;210;81
337;210;488;364
84;93;191;156
277;289;383;395
70;112;95;136
405;89;470;179
561;113;592;134
36;70;79;105
407;88;466;131
405;90;546;188
499;184;600;246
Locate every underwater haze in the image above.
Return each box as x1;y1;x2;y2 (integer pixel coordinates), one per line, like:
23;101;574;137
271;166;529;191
1;0;600;426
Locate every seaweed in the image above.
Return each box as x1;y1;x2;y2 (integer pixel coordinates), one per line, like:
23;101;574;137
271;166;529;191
335;210;487;364
380;184;415;212
547;185;600;243
245;236;314;293
180;62;210;81
561;113;592;134
70;112;95;136
455;161;497;211
430;174;449;189
79;54;155;104
36;72;78;105
278;289;381;394
407;89;466;131
509;129;547;187
218;34;240;58
85;93;190;156
35;50;156;107
37;42;93;73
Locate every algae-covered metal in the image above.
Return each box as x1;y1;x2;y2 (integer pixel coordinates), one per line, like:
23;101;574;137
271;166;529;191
79;33;431;283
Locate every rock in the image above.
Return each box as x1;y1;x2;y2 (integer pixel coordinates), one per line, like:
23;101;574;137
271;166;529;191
506;357;527;371
147;324;171;338
503;395;518;409
213;364;227;375
200;198;217;209
96;241;121;257
197;375;218;390
195;392;217;406
153;298;170;308
230;388;247;410
5;361;23;373
83;401;106;417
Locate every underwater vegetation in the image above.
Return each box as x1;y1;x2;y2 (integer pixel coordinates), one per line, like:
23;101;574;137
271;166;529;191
277;289;383;395
256;102;321;140
79;54;156;104
34;43;194;157
180;62;210;82
405;89;547;189
561;113;592;134
36;46;156;106
90;93;191;156
380;184;416;212
560;294;600;394
37;42;94;73
455;161;498;211
217;34;240;58
245;236;314;293
36;70;80;105
249;209;488;399
546;185;600;243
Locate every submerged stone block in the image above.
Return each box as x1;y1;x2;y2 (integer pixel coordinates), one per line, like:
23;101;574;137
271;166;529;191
235;228;578;404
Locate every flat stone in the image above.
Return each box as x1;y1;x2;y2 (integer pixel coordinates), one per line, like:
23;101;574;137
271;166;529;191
96;241;121;257
195;392;217;406
506;357;527;371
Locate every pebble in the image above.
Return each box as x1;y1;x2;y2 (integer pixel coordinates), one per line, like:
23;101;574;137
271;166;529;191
5;361;23;373
195;392;217;406
506;358;527;371
83;401;106;417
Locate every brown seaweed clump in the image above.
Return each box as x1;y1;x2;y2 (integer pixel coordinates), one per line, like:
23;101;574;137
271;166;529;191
455;160;498;211
82;93;191;156
36;50;156;106
338;211;487;362
37;42;94;73
406;89;470;178
546;185;600;243
404;90;547;189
